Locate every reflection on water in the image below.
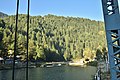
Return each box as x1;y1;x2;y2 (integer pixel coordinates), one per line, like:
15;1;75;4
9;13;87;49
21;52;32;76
0;66;96;80
0;70;11;80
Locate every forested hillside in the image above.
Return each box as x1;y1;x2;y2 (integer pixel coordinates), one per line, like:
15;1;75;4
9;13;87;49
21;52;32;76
0;14;107;62
0;12;8;18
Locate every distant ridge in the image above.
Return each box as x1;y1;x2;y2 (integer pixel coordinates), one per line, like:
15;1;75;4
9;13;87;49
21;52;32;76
0;12;8;18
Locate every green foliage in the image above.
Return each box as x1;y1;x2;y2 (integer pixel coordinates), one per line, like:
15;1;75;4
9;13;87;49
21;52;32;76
87;61;98;66
96;49;103;61
0;14;107;62
35;45;46;60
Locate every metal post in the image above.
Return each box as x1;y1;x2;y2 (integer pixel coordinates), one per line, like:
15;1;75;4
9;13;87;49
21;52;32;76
12;0;19;80
101;0;120;80
26;0;30;80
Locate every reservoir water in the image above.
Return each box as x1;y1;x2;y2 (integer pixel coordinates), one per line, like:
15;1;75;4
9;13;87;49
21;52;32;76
0;66;96;80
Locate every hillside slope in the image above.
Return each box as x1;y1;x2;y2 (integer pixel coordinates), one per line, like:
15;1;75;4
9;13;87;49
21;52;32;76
0;14;107;62
0;12;8;18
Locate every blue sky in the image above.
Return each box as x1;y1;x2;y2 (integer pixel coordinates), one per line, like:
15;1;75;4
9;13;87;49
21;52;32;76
0;0;118;21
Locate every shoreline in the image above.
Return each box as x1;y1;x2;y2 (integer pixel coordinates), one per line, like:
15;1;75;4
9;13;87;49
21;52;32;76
0;61;97;70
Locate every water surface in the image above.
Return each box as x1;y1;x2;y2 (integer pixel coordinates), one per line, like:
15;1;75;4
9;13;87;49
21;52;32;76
0;66;96;80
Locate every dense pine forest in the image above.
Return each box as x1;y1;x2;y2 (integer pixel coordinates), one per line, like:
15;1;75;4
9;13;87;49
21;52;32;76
0;14;107;62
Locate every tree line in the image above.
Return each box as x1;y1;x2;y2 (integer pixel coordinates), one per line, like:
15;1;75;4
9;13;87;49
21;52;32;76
0;14;107;62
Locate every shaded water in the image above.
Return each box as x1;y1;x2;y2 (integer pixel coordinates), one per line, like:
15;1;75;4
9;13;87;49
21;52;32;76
0;66;96;80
